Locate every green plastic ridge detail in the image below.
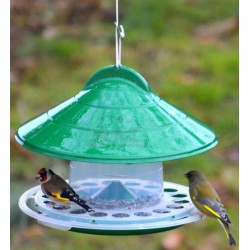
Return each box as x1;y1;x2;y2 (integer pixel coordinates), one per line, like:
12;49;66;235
15;65;218;163
14;133;218;164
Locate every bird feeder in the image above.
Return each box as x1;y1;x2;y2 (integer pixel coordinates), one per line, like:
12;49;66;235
16;1;218;235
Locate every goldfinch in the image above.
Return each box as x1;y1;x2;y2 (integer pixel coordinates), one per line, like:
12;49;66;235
185;170;236;247
36;168;95;212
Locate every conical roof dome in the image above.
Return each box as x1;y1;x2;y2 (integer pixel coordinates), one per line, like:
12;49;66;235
15;65;218;163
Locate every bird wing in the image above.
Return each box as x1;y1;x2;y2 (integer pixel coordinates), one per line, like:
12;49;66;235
42;183;71;201
193;182;221;201
52;174;77;195
60;188;80;201
198;198;222;219
42;174;77;202
41;185;57;198
60;188;94;212
193;185;231;223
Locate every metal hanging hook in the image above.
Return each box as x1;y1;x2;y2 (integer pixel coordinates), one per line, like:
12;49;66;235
115;0;125;68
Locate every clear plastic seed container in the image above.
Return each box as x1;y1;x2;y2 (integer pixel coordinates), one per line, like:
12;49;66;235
69;161;163;209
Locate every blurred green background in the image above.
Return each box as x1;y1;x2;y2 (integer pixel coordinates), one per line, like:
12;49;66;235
10;0;238;249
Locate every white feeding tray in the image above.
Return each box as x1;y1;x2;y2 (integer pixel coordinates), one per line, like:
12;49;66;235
19;181;204;235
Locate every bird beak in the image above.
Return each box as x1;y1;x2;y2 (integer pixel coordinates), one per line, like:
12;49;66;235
36;174;41;180
184;173;188;178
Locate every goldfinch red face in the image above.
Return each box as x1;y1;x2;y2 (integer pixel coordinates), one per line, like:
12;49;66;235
36;168;52;183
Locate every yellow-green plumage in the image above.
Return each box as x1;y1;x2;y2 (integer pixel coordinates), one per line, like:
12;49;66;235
185;170;236;247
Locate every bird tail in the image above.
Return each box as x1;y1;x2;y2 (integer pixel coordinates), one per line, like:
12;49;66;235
217;218;236;246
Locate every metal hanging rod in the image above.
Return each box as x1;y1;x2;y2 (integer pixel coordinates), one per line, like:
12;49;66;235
115;0;125;68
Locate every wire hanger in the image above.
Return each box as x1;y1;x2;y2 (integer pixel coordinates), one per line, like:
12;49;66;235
115;0;125;68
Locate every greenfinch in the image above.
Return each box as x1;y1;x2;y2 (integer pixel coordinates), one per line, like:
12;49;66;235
185;170;236;247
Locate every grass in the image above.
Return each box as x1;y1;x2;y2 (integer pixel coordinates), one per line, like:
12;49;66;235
11;0;238;249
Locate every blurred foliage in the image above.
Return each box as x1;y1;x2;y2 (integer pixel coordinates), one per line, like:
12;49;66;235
10;0;238;249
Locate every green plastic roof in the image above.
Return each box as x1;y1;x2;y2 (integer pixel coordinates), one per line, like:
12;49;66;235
15;65;218;163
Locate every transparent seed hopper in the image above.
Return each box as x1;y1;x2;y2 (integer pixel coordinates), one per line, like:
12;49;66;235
70;162;164;209
17;65;218;235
